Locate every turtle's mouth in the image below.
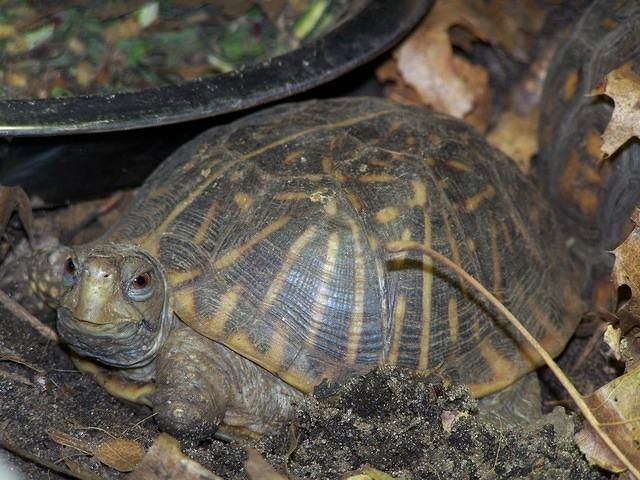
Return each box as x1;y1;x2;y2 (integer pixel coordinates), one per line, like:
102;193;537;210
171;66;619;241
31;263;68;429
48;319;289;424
57;307;157;368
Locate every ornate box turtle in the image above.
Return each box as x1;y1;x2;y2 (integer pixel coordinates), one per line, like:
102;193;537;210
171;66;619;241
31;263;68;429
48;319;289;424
13;97;580;439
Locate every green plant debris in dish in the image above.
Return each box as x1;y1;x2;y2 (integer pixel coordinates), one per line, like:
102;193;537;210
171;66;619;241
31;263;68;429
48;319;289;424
0;0;351;99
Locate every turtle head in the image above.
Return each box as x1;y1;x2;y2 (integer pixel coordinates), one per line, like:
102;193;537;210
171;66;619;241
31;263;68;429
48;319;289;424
56;244;174;369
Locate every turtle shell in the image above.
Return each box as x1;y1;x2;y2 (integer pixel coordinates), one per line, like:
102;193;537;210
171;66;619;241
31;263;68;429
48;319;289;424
537;0;640;301
103;97;580;396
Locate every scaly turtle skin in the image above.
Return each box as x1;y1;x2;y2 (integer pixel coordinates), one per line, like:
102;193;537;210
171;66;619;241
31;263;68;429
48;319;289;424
537;0;640;302
16;98;580;439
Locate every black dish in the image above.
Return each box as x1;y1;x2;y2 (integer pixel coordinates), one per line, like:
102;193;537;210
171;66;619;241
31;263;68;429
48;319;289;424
0;0;432;205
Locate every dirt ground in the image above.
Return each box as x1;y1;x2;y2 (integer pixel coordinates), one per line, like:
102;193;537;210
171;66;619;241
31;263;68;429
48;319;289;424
0;291;613;480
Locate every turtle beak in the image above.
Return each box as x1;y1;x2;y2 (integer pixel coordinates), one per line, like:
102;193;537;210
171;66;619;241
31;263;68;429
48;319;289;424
61;258;143;325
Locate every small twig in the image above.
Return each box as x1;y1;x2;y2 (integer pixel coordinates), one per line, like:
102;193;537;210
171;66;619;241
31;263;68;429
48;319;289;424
122;412;158;436
570;320;608;374
78;426;117;440
492;419;504;471
0;349;45;374
385;240;640;479
0;289;59;343
601;416;640;427
0;367;34;386
0;433;102;480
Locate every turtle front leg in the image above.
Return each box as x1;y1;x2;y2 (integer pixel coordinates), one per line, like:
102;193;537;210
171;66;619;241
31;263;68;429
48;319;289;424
153;326;301;441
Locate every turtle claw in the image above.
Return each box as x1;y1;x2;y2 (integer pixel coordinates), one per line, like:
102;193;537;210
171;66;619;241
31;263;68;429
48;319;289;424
0;185;33;247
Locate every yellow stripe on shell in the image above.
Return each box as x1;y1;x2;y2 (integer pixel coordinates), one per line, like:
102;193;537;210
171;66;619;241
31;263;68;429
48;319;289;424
213;216;291;269
407;180;427;207
441;210;466;296
466;237;476;252
388;120;403;133
418;213;433;371
500;221;514;254
345;192;364;213
489;218;501;296
233;192;254;211
200;284;243;336
466;339;519;397
388;228;412;270
168;269;201;285
374;206;400;224
265;325;293;375
260;225;319;313
387;293;407;365
357;174;397;183
464;184;496;212
323;197;338;216
284;150;305;165
448;296;459;349
369;159;394;168
446;160;472;172
305;232;340;351
366;234;379;251
226;331;263;366
332;170;347;183
193;200;219;245
346;219;366;364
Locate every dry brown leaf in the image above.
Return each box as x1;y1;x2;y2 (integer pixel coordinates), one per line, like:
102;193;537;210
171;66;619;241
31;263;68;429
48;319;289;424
129;433;222;480
612;209;640;320
486;108;540;173
0;185;33;244
389;0;490;122
375;58;424;106
589;63;640;159
94;437;144;472
611;210;640;368
49;429;145;473
451;55;490;131
47;430;93;455
377;0;545;130
575;365;640;473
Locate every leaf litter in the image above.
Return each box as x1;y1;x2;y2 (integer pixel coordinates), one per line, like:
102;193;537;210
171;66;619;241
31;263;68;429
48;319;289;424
376;0;545;132
589;63;640;161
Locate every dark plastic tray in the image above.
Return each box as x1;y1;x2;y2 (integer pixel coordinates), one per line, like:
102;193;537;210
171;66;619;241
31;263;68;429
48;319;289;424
0;0;432;205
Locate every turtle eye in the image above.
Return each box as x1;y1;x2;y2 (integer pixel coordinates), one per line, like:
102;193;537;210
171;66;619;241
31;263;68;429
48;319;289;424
132;272;150;289
63;257;78;287
127;272;153;301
